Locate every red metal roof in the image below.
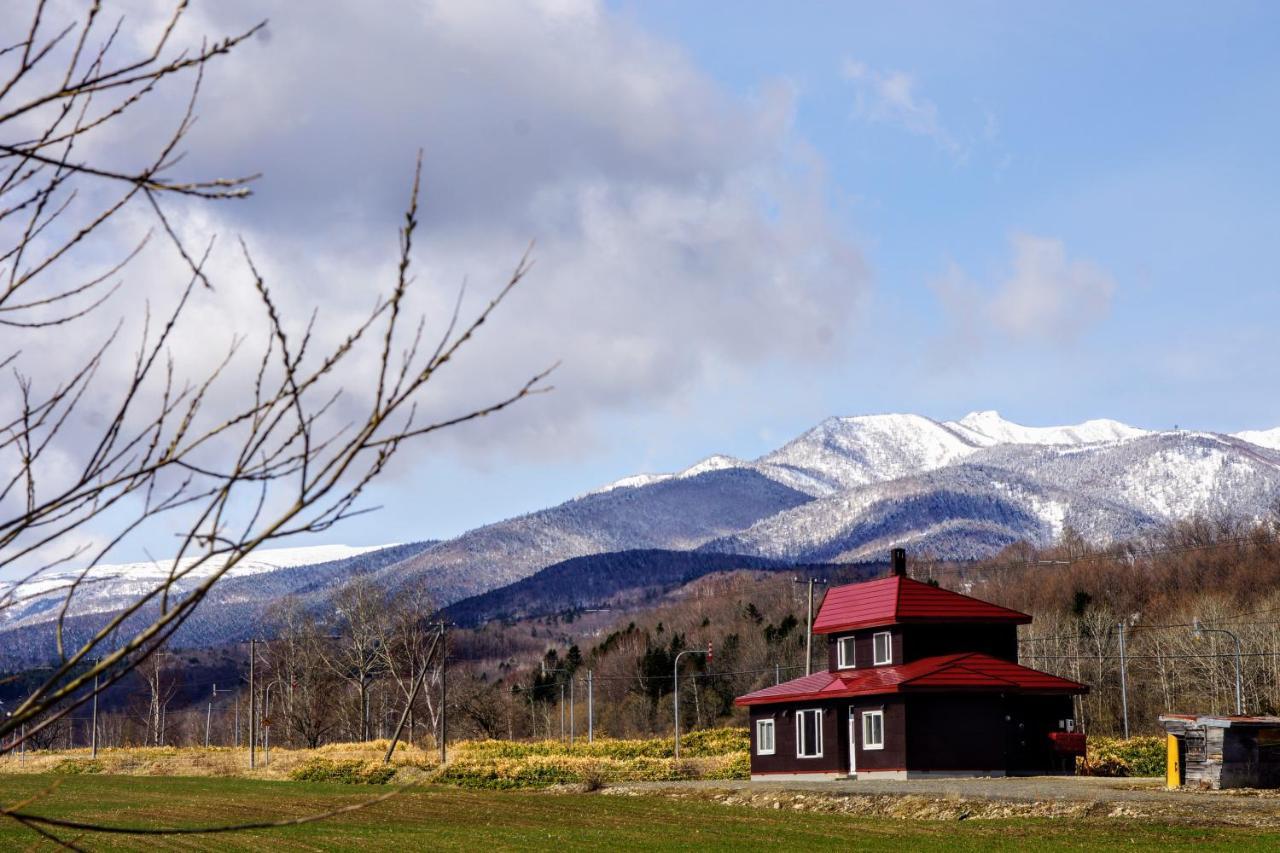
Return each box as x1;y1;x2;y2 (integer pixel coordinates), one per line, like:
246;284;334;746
811;575;1030;634
1160;713;1280;728
734;652;1086;706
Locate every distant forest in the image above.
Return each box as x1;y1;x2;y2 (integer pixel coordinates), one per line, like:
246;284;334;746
9;513;1279;750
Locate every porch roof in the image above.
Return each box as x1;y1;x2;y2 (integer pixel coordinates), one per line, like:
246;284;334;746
734;652;1087;706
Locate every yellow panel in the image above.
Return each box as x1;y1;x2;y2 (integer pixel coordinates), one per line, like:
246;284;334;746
1166;733;1181;788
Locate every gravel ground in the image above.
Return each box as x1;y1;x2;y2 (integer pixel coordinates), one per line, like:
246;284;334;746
606;777;1280;825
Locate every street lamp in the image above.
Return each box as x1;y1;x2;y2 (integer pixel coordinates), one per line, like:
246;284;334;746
673;644;712;759
1193;619;1244;715
263;678;286;765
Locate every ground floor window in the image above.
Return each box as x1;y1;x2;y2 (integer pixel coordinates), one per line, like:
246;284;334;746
862;710;884;750
796;708;824;758
755;719;775;755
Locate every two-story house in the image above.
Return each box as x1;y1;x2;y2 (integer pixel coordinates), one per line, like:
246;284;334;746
735;550;1088;780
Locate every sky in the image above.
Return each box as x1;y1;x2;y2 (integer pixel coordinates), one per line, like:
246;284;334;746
5;1;1280;567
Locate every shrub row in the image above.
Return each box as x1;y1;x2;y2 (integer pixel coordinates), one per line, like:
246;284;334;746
433;754;746;789
449;728;748;761
288;758;399;785
1076;736;1166;777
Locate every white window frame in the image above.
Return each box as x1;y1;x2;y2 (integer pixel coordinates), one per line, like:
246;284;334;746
862;710;885;751
795;708;824;759
872;631;892;666
836;636;857;669
755;718;775;756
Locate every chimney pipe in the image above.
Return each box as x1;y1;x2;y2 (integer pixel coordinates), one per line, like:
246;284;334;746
891;548;907;577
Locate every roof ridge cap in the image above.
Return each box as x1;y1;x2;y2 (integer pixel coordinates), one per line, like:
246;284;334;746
948;653;1023;686
898;651;968;685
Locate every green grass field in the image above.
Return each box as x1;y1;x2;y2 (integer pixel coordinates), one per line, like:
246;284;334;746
1;775;1275;851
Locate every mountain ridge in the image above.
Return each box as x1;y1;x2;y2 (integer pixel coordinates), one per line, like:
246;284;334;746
5;409;1280;665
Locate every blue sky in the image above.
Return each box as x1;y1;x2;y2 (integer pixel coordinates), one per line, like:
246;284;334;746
375;0;1280;548
622;0;1280;426
8;1;1280;568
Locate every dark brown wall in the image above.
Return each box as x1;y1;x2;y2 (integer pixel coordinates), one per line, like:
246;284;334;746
906;693;1075;773
751;692;1080;776
901;624;1019;663
905;694;1006;771
848;696;907;772
824;624;1019;674
748;702;844;775
748;698;907;775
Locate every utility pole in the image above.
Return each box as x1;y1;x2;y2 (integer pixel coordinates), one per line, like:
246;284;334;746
794;577;828;676
673;644;712;759
205;683;215;748
90;671;99;760
439;624;448;765
587;670;594;744
249;638;256;770
559;682;565;741
384;624;443;764
569;673;575;747
1118;622;1130;739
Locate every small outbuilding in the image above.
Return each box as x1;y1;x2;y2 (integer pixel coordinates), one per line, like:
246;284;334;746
1160;714;1280;789
735;551;1088;781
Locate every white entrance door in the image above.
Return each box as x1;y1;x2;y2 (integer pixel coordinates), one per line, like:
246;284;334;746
848;707;857;776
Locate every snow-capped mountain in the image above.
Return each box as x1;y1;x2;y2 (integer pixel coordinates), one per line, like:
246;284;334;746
6;409;1280;666
0;544;391;634
944;410;1149;447
377;409;1280;605
0;543;433;669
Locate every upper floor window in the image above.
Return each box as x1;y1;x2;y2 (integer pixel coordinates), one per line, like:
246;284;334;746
796;708;823;758
873;631;892;665
836;636;856;669
755;719;775;755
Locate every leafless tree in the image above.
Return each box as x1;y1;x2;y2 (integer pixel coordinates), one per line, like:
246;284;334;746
378;578;438;745
0;0;550;753
263;598;341;748
450;668;506;740
137;647;179;746
324;577;390;742
0;3;551;841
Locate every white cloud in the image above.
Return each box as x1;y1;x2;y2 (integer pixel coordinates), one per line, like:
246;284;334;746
932;234;1116;346
841;57;959;155
3;1;869;492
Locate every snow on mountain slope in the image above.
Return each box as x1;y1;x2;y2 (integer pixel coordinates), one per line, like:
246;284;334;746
945;410;1149;447
373;467;813;605
9;409;1280;663
703;463;1157;563
752;413;985;495
587;454;745;496
404;409;1274;601
0;543;434;669
0;544;390;631
590;412;1155;500
1236;427;1280;451
971;433;1280;523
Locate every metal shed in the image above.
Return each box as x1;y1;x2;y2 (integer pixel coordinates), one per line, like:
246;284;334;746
1159;714;1280;789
